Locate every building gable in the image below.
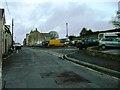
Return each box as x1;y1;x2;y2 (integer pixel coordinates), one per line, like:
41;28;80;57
0;9;6;23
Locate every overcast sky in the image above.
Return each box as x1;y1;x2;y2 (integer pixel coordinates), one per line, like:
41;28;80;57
0;0;119;44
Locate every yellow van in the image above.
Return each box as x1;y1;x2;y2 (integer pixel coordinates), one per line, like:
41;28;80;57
48;39;65;47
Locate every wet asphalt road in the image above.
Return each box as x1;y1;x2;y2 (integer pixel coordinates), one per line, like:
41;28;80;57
2;47;119;88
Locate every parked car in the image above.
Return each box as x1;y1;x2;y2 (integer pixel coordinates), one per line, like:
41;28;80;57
60;38;69;46
99;37;120;49
42;41;49;46
76;39;99;50
13;43;22;50
68;40;78;46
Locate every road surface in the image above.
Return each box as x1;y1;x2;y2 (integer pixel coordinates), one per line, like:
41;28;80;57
2;47;119;88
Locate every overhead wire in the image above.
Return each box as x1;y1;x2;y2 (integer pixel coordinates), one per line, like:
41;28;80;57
4;0;11;18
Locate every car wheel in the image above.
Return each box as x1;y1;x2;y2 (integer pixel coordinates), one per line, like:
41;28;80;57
101;45;106;49
84;46;87;49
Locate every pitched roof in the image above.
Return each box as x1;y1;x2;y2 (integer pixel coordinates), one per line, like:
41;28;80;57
0;9;6;23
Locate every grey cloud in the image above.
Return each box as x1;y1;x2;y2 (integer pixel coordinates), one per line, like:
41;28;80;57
4;2;116;43
40;3;89;31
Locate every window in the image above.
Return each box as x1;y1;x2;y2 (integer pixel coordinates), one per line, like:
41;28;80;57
101;38;112;41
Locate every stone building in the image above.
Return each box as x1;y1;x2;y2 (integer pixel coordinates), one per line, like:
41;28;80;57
0;9;6;55
24;28;52;46
0;9;12;55
0;9;5;79
4;25;12;53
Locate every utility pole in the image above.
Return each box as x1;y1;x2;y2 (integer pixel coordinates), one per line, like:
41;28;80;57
66;23;68;37
12;18;14;45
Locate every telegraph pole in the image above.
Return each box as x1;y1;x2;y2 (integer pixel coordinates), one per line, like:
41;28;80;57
12;18;14;45
66;23;68;37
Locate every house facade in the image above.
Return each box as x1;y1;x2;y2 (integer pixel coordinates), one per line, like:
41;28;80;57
4;25;12;53
0;9;6;55
0;9;12;56
24;28;52;46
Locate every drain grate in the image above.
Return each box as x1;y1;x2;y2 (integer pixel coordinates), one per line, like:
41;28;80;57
40;71;91;85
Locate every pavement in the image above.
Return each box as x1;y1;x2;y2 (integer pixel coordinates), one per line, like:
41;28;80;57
64;48;120;79
101;49;120;55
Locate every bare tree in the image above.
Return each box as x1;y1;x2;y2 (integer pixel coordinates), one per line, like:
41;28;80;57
111;2;120;28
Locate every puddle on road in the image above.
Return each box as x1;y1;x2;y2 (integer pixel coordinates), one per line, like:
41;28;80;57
40;71;90;85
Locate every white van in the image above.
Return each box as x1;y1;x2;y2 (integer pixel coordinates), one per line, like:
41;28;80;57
98;32;120;41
